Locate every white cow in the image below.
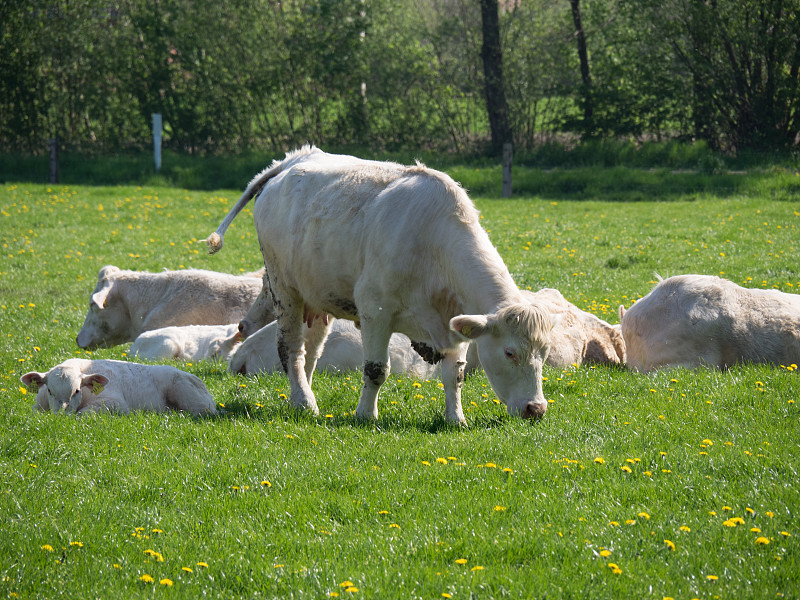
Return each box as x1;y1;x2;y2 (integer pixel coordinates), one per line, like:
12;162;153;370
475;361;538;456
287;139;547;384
620;274;800;372
21;358;217;415
238;283;275;339
206;146;555;424
130;324;241;361
76;265;268;349
229;319;438;379
523;289;625;367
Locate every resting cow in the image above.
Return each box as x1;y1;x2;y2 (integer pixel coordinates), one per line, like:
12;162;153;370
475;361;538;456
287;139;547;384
230;319;438;379
206;146;555;424
76;265;268;349
620;274;800;372
21;358;216;415
130;324;241;361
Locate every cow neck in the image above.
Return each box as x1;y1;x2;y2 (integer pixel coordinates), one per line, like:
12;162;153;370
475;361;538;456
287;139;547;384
118;271;154;337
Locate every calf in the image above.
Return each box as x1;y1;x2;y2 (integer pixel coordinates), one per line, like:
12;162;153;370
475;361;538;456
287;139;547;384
230;319;437;379
620;274;800;372
21;358;216;415
206;146;555;424
130;324;241;361
76;265;269;349
523;289;625;367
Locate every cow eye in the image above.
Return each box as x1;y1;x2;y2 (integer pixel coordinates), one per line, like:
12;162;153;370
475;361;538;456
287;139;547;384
504;348;518;362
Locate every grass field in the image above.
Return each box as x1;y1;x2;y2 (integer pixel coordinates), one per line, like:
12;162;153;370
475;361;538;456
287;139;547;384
1;165;799;598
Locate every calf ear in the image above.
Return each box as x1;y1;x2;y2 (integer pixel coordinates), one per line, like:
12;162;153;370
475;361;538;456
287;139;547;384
450;315;490;340
618;305;626;320
20;372;46;387
81;373;109;393
91;281;114;309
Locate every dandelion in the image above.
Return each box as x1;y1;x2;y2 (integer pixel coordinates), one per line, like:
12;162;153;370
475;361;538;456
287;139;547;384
722;506;732;511
638;512;650;520
609;521;620;527
345;587;359;593
502;467;514;474
664;539;676;551
182;567;193;573
607;563;622;575
421;461;431;466
139;574;154;583
750;527;761;533
41;545;54;552
261;480;272;487
594;457;605;464
340;581;355;587
780;531;791;537
679;526;691;532
436;457;448;464
159;578;173;587
643;471;652;477
702;439;713;446
621;465;632;473
471;565;484;572
389;523;400;529
442;594;452;599
455;558;468;565
485;463;497;468
196;562;209;568
600;550;612;557
706;575;718;581
755;537;770;545
493;505;506;512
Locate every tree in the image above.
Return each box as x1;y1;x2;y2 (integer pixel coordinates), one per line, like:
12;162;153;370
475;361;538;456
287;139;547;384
568;0;593;138
479;0;512;153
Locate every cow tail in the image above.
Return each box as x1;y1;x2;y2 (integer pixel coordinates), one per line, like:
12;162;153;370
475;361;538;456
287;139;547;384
205;164;283;255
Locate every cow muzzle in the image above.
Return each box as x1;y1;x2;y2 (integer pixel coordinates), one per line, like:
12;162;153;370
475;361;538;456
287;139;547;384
521;401;547;420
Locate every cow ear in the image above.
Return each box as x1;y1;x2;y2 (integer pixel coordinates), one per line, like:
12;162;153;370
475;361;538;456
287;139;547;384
450;315;490;340
91;282;114;309
618;304;626;320
21;372;46;387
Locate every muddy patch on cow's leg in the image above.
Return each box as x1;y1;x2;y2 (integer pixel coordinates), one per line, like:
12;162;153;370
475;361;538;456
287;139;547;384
364;360;388;387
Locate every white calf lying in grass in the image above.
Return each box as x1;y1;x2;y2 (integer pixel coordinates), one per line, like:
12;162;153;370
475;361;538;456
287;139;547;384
229;319;438;380
130;324;241;361
21;359;217;415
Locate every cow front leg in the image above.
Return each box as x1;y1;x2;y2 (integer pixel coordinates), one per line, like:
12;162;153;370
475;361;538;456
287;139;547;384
441;344;469;425
354;318;392;420
276;301;319;415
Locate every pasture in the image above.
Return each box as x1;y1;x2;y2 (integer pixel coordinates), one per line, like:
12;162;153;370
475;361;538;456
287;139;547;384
1;169;798;599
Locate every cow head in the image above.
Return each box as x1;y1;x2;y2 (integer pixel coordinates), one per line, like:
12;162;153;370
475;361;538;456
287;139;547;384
76;266;131;348
238;283;276;339
21;366;108;413
451;304;557;420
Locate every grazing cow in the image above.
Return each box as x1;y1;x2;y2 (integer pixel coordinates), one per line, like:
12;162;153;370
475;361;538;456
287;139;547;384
130;324;241;361
76;265;269;349
21;358;216;415
620;274;800;372
230;319;438;379
206;146;555;424
523;289;625;367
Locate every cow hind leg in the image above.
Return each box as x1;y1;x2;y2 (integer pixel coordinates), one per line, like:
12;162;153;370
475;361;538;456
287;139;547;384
275;294;320;415
167;375;217;415
355;317;392;420
303;315;333;387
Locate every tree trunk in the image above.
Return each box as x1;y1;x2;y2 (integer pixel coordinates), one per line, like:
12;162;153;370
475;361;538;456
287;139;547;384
569;0;593;138
479;0;512;154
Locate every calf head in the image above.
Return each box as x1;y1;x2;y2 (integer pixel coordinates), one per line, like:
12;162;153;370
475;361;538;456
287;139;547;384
76;266;131;348
451;304;557;420
21;366;109;413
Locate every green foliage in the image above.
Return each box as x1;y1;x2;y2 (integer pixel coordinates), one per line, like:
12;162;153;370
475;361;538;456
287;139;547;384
1;166;799;597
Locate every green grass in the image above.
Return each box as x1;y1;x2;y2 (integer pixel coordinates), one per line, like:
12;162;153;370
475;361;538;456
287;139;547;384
1;173;798;599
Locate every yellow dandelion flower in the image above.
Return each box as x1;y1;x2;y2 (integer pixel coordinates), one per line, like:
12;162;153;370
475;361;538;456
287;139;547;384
345;587;359;593
455;558;468;565
609;521;620;527
706;575;718;581
664;539;676;551
600;550;612;557
471;565;484;571
182;567;193;573
421;461;431;466
41;544;54;552
139;574;154;583
722;506;732;511
702;439;713;445
643;471;652;477
494;505;506;511
442;594;452;599
389;523;400;529
330;594;340;598
159;578;173;587
151;528;163;534
113;564;122;570
621;465;632;473
626;458;636;464
339;581;354;587
750;527;761;533
70;541;83;548
638;512;650;520
679;526;691;532
755;537;770;545
746;507;755;515
780;531;791;537
503;467;514;473
766;511;774;518
625;519;636;525
196;562;209;568
261;480;272;487
594;457;605;464
436;457;448;464
485;462;497;468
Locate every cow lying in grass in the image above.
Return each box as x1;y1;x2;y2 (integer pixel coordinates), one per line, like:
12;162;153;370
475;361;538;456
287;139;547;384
130;324;241;361
21;359;216;415
76;265;267;349
207;146;555;424
524;289;625;368
229;319;439;379
620;274;800;372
